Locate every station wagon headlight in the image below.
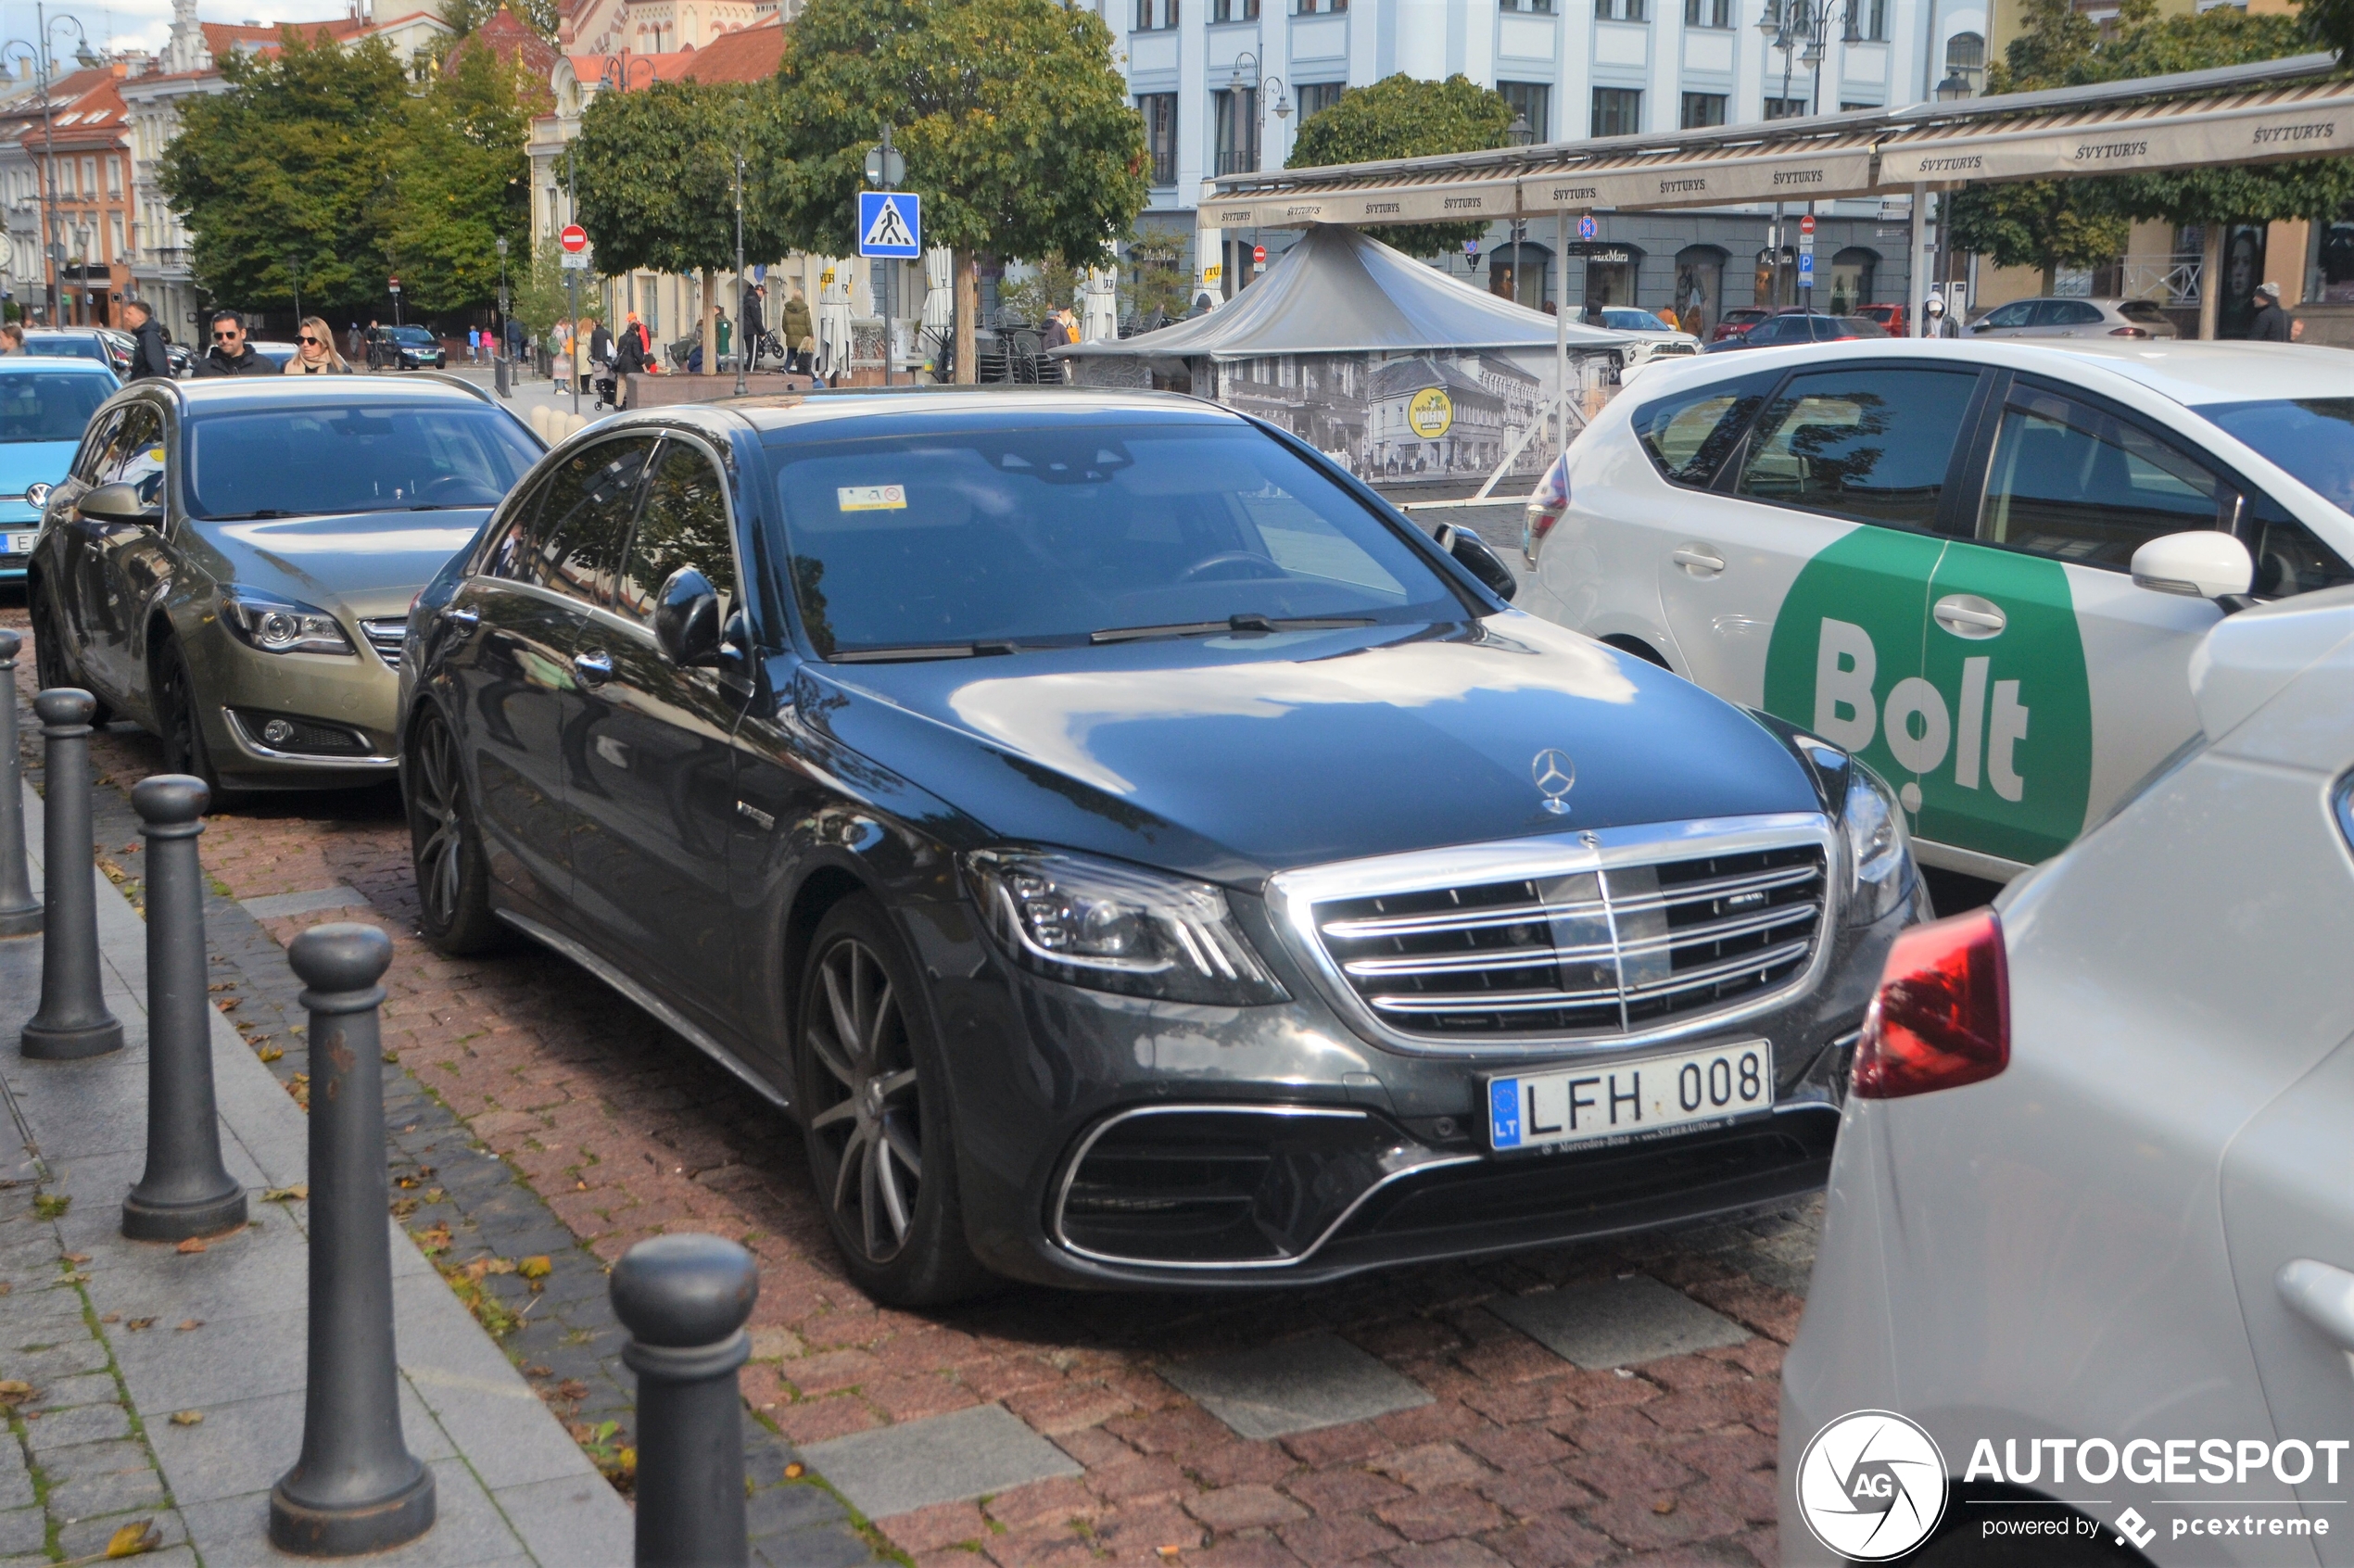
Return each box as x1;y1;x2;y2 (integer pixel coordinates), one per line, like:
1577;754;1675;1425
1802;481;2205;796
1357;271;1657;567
1841;764;1913;926
219;588;357;657
964;849;1287;1005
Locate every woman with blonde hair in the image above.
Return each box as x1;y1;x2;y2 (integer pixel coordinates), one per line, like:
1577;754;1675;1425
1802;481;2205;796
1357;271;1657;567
285;315;352;373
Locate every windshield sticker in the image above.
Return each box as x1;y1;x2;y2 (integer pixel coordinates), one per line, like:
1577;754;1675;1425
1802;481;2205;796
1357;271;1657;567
837;485;906;512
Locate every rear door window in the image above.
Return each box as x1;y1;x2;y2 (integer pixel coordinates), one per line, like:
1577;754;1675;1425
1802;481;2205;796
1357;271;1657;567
1734;366;1982;530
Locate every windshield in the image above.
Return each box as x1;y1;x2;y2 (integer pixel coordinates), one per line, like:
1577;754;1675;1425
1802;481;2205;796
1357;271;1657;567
390;328;436;345
0;372;112;442
1604;309;1673;331
769;421;1466;657
23;335;103;362
185;402;538;520
2200;398;2354;513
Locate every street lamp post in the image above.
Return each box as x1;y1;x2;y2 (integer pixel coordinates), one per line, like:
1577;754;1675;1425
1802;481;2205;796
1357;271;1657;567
1223;54;1291;295
1506;111;1534;307
6;11;102;327
1756;0;1856;311
732;136;747;396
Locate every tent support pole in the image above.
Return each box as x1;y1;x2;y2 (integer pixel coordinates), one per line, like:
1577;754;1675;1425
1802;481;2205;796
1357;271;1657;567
1555;210;1571;454
1471;411;1549;503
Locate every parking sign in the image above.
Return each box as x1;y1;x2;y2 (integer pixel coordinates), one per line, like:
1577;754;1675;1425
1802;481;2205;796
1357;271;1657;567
857;192;922;259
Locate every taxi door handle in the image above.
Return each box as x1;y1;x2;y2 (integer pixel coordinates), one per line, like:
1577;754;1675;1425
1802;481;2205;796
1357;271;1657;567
573;650;614;687
1933;595;2006;639
2276;1259;2354;1351
1671;547;1726;577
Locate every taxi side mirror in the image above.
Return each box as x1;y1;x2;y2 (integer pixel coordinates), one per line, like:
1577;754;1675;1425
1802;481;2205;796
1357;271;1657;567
2131;531;2254;608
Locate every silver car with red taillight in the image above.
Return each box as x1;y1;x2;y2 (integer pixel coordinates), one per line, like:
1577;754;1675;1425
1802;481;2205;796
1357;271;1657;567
1780;587;2354;1564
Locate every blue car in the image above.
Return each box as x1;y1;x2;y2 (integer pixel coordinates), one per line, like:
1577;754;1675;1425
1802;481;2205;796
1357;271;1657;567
0;358;117;582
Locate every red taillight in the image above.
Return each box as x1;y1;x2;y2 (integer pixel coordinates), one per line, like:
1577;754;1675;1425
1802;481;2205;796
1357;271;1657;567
1852;910;2009;1099
2108;325;2148;337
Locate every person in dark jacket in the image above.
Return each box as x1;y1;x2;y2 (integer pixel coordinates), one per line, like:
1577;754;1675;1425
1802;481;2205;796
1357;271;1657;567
588;318;613;365
121;299;172;380
194;310;272;376
2248;281;2293;342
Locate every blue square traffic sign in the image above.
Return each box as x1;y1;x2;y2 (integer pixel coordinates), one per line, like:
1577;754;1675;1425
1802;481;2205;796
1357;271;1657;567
857;191;922;259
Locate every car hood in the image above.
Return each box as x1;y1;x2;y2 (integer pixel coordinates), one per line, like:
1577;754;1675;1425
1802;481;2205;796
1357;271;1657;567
0;439;78;498
200;509;489;615
803;613;1823;886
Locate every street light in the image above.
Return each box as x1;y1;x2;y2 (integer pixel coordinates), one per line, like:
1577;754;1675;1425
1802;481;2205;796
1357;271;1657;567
1506;111;1535;309
1222;54;1289;295
1935;70;1975;102
1757;0;1859;311
4;8;100;326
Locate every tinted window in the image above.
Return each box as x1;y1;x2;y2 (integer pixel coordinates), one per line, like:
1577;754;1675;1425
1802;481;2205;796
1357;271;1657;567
73;409;120;482
530;436;657;605
1747;317;1810;345
183;402;538;521
2199;398;2354;515
1979;387;2228;568
0;373;112;444
2119;300;2171;323
2054;301;2104;325
22;334;104;362
2244;493;2354;599
1632;374;1773;486
768;422;1461;656
106;404;165;507
618;440;734;624
1981;301;2035;329
1835;317;1887;337
1736;367;1979;529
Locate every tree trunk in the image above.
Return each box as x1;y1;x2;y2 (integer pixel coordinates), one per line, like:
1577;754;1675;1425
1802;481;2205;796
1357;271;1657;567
955;247;979;386
701;267;719;377
2197;224;2223;341
2040;260;2057;297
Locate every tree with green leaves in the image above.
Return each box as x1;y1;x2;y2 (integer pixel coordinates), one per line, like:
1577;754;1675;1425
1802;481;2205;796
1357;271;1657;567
767;0;1147;383
382;44;532;313
1285;74;1515;258
2308;0;2354;68
1947;180;2131;296
572;79;788;373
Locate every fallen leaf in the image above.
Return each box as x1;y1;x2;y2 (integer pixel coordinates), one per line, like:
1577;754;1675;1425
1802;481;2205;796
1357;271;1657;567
1652;1497;1676;1515
126;1318;156;1331
0;1380;32;1405
0;1282;11;1296
174;1237;207;1255
256;1045;284;1063
66;1252;91;1264
99;1311;119;1323
481;1258;516;1275
170;1410;202;1426
525;1364;551;1377
101;1516;161;1557
557;1379;589;1400
176;1319;202;1331
517;1256;552;1280
59;1271;89;1284
261;1185;308;1203
784;1461;805;1480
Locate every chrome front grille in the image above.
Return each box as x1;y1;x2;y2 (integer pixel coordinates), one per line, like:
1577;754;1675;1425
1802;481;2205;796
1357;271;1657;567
1306;840;1828;1042
359;618;408;670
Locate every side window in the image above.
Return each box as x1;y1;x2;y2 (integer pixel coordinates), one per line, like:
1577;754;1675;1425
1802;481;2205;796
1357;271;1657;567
1632;374;1773;487
74;409;121;483
532;436;658;606
616;438;736;624
2055;301;2105;326
2244;493;2354;599
1981;301;2035;329
1734;366;1981;530
1978;386;2228;569
479;480;546;583
107;405;165;506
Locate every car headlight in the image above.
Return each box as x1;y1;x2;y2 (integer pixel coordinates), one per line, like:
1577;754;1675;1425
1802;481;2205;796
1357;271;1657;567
1840;762;1913;925
963;848;1287;1005
219;589;357;657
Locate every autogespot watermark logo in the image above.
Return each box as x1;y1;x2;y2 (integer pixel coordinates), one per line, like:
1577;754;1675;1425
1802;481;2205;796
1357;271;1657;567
1797;1411;1949;1561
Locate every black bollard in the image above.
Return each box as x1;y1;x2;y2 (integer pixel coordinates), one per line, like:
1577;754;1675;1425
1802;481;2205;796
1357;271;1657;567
20;689;121;1058
611;1233;758;1568
269;923;436;1557
0;632;39;937
121;776;246;1242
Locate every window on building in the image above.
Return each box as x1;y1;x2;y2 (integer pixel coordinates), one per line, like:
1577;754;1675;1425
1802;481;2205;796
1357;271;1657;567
1214;87;1259;176
80;158;94;197
1597;0;1645;17
1862;0;1886;40
1139;94;1178;185
1763;95;1809;119
1500;0;1554;12
1212;0;1259;20
1133;0;1176;29
1294;82;1345;122
1683;0;1729;25
1590;87;1642;136
1499;82;1550;141
1944;32;1985;92
1680;92;1727;128
1293;0;1348;15
109;213;122;263
106;157;120;196
1840;100;1879;112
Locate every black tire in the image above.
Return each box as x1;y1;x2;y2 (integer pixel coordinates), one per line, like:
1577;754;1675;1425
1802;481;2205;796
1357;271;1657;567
31;585;114;726
404;706;503;955
152;638;238;806
796;896;989;1307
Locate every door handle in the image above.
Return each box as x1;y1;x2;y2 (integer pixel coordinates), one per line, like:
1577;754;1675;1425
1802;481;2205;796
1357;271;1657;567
1671;547;1726;577
1933;594;2007;639
443;606;479;628
572;650;614;686
2277;1259;2354;1351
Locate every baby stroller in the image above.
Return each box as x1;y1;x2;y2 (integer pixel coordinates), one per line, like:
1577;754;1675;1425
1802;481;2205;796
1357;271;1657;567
591;357;618;411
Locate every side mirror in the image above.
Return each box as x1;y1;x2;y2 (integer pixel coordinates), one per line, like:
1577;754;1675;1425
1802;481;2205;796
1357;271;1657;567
81;481;159;527
1436;523;1518;602
653;566;723;667
2131;530;2254;607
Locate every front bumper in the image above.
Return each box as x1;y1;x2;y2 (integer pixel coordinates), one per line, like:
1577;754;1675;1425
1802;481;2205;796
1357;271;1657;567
913;874;1911;1291
187;615;404;789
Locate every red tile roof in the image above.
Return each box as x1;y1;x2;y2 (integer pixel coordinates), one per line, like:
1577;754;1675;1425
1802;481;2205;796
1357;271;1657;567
678;18;782;83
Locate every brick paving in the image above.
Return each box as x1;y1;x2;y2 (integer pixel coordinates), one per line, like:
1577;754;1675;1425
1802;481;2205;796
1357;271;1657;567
8;602;1822;1568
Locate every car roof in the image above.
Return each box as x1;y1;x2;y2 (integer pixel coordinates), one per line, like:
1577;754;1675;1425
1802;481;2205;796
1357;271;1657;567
0;355;113;374
126;373;501;414
690;386;1243;443
1631;336;2354;409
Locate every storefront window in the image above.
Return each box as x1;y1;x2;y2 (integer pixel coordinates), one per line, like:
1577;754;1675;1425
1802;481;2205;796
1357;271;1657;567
1827;247;1878;314
1584;246;1641;308
2317;204;2354;305
1673;246;1726;335
1488;242;1553;310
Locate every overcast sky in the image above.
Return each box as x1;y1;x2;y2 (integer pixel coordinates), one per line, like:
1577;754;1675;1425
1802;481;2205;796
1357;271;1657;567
0;0;362;63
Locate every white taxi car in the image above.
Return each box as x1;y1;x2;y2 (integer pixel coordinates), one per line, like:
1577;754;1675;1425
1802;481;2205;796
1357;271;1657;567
1518;338;2354;879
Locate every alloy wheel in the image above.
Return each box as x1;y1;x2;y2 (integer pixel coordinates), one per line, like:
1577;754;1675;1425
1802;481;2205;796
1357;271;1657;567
804;938;924;1265
408;715;466;932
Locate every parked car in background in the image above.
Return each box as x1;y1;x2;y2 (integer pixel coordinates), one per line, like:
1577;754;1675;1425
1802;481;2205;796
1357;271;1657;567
1704;312;1888;351
1712;306;1773;343
247;341;300;371
25;328;124;373
1599;307;1703;379
0;358;119;582
1968;296;2180;340
1517;337;2354;881
399;387;1918;1307
24;374;539;796
1781;588;2354;1564
367;325;448;371
1851;301;1907;337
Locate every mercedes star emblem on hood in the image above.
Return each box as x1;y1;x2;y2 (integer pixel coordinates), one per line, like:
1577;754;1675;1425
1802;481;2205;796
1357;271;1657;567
1531;749;1576;816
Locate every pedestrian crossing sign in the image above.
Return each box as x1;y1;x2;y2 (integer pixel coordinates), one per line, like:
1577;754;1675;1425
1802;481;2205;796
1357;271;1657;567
857;192;922;259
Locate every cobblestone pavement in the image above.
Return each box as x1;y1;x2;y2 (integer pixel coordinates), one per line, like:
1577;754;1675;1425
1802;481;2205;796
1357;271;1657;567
9;603;1823;1568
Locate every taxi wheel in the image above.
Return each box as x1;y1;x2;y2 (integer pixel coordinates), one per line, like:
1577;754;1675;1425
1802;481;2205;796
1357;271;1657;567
153;639;240;808
796;896;988;1308
32;587;113;727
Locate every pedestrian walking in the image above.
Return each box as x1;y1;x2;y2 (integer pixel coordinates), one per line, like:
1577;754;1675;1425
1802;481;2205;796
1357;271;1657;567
2247;280;2292;342
347;321;362;360
741;280;766;367
122;299;172;380
286;316;353;374
1921;293;1960;338
588;316;612;393
614;312;652;378
780;283;812;375
467;325;481;363
194;310;272;376
1043;305;1076;383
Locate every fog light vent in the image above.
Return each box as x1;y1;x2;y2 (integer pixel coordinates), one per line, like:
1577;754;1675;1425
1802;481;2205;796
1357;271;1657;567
233;708;368;756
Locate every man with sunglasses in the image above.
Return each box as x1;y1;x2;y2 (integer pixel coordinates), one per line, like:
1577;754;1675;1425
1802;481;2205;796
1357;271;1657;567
193;309;271;377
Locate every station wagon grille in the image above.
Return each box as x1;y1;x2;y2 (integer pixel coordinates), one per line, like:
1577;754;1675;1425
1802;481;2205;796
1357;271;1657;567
1310;843;1827;1040
359;618;408;670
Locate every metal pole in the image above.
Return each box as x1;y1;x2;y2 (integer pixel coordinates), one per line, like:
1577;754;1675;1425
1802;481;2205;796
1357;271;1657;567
120;775;245;1242
880;122;894;387
37;6;57;328
568;140;582;415
733;143;747;397
1909;181;1929;335
20;688;120;1058
270;923;436;1556
1554;209;1569;454
0;631;38;936
612;1233;756;1568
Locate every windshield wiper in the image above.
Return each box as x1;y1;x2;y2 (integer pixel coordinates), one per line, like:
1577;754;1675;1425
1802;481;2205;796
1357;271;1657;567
1090;613;1375;645
199;509;298;521
829;640;1025;664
